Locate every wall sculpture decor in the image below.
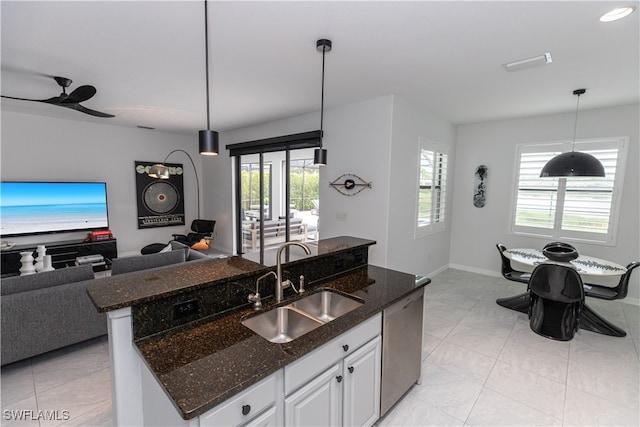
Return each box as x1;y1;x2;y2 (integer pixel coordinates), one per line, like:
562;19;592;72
329;173;372;196
473;165;487;208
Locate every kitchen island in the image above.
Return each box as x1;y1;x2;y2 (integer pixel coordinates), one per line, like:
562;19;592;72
87;236;429;426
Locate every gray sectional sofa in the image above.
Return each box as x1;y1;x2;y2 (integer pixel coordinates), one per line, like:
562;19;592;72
1;241;210;365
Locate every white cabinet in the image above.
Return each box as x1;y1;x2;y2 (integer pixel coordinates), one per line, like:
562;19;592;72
200;371;283;427
285;363;342;427
242;406;278;427
284;314;382;427
138;314;382;427
342;337;381;427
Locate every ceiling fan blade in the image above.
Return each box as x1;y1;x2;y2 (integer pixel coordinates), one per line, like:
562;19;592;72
1;94;64;103
62;85;96;104
59;102;115;118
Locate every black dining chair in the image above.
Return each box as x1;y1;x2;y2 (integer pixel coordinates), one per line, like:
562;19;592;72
583;261;639;300
528;263;585;341
496;244;531;283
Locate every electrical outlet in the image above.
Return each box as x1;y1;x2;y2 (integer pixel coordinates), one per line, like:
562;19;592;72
174;299;198;319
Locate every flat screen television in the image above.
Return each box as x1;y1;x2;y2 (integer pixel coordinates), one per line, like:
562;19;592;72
0;181;109;237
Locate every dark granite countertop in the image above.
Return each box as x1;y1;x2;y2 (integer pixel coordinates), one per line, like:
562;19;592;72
135;264;428;420
88;236;376;312
87;256;268;312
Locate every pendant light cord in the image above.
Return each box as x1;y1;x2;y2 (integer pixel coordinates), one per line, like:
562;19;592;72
204;0;211;131
571;92;581;152
320;45;326;133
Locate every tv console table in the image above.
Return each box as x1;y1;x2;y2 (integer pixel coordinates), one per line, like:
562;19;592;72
1;239;117;277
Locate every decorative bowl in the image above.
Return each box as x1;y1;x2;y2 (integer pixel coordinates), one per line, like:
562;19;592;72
542;242;578;262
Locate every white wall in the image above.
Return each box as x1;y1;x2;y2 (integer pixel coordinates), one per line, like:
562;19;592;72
387;96;456;277
450;104;640;301
220;96;395;267
1;110;202;257
217;95;457;277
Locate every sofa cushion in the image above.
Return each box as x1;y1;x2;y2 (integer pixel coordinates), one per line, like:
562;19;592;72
169;240;191;259
111;250;186;275
1;264;95;296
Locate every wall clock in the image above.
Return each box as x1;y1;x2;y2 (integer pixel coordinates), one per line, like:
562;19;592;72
330;173;372;196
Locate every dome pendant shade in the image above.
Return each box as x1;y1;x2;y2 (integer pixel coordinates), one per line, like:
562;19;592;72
539;88;605;178
314;148;327;166
199;129;219;155
148;164;170;179
540;151;605;177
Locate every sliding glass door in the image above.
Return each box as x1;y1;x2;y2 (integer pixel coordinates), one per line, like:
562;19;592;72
234;148;319;260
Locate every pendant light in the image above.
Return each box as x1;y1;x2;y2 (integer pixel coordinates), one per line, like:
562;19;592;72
540;89;605;177
314;39;332;166
198;0;219;155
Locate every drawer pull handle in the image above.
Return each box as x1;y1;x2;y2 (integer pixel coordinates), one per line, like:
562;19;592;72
242;404;251;416
342;344;349;352
336;375;343;383
348;366;354;374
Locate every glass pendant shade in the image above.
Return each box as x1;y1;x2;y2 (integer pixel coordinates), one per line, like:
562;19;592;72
314;148;327;166
199;129;219;155
540;151;605;177
148;163;170;179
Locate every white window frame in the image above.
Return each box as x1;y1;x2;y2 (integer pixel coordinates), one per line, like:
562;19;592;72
510;137;628;245
415;137;448;238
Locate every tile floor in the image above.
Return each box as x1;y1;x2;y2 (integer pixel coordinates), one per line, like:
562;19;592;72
379;269;640;427
2;269;639;426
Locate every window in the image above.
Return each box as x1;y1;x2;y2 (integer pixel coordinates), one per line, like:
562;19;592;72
512;137;627;244
415;138;448;237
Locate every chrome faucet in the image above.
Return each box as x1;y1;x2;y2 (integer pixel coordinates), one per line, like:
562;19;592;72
275;241;311;303
248;271;277;310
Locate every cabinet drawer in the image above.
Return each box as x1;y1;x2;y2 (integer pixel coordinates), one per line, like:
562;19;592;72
284;313;381;395
201;372;279;427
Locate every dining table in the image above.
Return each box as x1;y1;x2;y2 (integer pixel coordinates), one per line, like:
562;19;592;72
497;248;628;337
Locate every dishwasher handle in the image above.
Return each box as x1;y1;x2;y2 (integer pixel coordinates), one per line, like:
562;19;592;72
387;288;424;315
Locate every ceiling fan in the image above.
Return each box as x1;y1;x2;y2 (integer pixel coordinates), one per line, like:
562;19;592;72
1;76;115;118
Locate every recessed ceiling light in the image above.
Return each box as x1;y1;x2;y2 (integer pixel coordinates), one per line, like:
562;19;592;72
503;52;553;71
600;6;636;22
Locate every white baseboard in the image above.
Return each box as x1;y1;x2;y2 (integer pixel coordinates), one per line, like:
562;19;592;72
426;264;449;278
448;263;501;278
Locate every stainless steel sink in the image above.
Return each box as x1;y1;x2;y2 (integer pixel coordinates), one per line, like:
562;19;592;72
241;290;363;343
290;290;363;323
241;307;323;344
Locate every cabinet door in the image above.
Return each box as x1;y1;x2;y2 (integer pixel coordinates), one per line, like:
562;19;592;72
285;363;342;427
342;337;381;427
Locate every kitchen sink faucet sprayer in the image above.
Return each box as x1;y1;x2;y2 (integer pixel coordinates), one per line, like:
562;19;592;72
276;242;312;303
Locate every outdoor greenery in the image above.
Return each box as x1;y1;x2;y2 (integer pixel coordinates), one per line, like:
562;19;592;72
240;166;270;212
289;165;319;211
241;160;319;213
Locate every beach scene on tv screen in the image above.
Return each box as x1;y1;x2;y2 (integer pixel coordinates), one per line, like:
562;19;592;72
0;182;109;236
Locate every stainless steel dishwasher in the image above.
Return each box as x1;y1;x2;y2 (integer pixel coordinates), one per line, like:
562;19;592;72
380;283;425;416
